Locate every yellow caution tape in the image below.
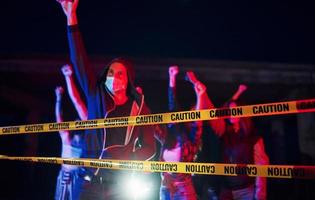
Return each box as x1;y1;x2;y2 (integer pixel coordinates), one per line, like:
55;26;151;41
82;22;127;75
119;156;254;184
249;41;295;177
0;155;314;179
1;98;315;135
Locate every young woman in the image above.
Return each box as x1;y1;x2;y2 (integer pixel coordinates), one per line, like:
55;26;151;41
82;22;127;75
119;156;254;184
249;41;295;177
155;66;209;200
206;85;269;200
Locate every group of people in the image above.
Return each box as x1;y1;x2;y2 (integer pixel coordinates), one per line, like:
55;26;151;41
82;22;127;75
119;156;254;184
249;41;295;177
53;0;269;199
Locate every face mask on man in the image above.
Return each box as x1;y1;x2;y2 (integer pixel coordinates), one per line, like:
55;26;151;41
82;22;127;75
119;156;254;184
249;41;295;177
104;77;126;94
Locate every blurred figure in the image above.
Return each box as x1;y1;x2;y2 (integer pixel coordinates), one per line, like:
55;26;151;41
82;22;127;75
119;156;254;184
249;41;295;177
54;64;87;200
155;66;209;200
207;85;269;200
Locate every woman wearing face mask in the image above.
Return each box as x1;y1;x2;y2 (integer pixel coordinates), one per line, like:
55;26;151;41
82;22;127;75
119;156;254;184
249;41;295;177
57;0;156;199
205;85;269;200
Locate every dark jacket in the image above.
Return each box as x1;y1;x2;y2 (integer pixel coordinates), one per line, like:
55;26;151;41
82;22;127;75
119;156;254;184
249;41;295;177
67;26;156;166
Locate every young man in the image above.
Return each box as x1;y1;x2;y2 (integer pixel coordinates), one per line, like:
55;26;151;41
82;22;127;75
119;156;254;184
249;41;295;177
57;0;156;199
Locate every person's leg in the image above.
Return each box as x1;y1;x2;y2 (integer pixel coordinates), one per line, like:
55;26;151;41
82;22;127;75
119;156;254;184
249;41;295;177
54;170;63;200
160;185;171;200
55;170;73;200
70;170;83;200
173;180;197;200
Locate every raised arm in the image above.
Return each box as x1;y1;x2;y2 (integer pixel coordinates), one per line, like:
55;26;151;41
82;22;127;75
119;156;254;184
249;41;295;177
187;80;205;145
58;0;79;26
62;64;88;120
57;0;96;97
55;86;71;144
152;67;179;144
186;71;226;136
231;84;247;101
168;65;179;112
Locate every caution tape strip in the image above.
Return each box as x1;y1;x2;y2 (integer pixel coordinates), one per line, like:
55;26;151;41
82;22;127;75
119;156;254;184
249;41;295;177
1;98;315;135
0;155;314;179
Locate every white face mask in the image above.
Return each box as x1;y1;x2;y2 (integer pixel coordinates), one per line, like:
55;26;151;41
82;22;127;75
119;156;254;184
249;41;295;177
104;77;126;94
105;77;114;94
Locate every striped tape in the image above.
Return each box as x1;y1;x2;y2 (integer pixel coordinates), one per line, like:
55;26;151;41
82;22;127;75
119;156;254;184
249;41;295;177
0;155;314;179
1;98;315;135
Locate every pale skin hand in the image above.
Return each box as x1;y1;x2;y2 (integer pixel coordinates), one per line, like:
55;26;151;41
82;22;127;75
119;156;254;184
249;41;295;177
136;86;143;94
232;84;248;101
194;81;206;97
185;71;199;85
169;65;179;77
238;84;247;93
61;64;73;77
169;66;179;88
55;86;64;102
57;0;79;25
185;71;206;97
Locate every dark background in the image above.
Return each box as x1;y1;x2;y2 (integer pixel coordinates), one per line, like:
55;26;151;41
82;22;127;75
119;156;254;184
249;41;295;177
1;0;315;64
0;0;315;199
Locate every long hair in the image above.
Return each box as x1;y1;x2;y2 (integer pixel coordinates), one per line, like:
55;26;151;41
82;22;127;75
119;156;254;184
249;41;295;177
97;57;141;103
224;100;256;137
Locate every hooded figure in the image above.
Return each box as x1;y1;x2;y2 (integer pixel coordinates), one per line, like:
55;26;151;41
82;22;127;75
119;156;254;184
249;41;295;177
59;1;156;199
67;25;156;180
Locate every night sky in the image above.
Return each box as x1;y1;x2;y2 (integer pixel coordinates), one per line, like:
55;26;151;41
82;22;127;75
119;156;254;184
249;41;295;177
1;0;315;64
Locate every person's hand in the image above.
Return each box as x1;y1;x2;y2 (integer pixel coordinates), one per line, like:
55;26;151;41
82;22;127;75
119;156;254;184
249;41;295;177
57;0;79;25
55;86;64;101
169;66;179;88
136;86;143;94
185;71;199;85
238;84;247;93
61;64;73;77
232;84;248;101
169;66;179;78
194;81;206;96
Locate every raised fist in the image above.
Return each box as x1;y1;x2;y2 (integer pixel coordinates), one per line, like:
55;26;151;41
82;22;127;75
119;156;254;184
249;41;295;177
185;71;199;85
169;66;179;77
194;81;206;96
57;0;79;25
55;86;64;101
238;84;248;93
61;64;73;77
136;86;143;94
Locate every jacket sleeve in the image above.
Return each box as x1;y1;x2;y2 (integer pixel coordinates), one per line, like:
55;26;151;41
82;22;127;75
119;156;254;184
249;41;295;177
133;105;156;160
254;138;269;200
168;86;179;112
67;25;97;97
